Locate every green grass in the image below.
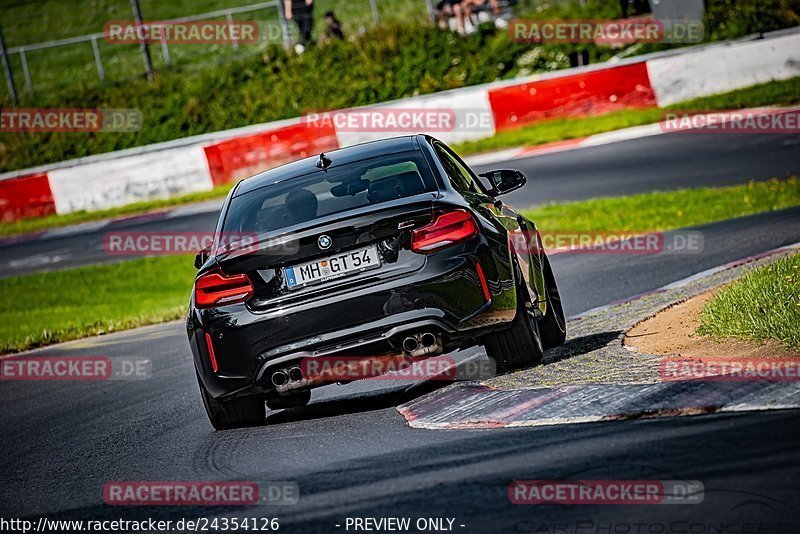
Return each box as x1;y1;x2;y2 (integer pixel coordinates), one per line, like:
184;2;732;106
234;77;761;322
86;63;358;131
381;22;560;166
0;0;287;97
522;177;800;232
0;256;197;354
3;177;799;354
668;76;800;112
454;107;664;155
0;183;235;237
698;253;800;348
0;0;433;98
453;76;800;155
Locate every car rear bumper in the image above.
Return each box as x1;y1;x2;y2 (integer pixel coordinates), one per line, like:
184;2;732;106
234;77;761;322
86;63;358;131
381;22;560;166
188;241;517;399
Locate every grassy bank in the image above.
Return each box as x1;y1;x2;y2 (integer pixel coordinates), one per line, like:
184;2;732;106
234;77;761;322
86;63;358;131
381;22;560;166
3;177;800;354
699;253;800;348
0;256;196;354
522;177;800;232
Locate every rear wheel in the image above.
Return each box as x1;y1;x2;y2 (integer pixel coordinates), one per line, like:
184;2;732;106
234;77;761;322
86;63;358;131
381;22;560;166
266;390;311;410
196;373;266;430
538;255;567;349
483;270;544;373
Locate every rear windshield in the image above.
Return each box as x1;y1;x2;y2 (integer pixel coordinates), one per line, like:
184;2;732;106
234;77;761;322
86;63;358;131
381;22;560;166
222;151;436;234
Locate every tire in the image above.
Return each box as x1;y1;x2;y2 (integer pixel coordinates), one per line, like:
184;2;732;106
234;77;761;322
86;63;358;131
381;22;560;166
483;269;544;373
266;390;311;410
196;372;266;430
538;255;567;349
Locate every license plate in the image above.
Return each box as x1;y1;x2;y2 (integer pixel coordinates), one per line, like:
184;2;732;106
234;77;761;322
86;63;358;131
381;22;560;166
285;246;381;289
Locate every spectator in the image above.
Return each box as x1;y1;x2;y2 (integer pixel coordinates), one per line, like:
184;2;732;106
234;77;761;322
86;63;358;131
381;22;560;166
321;10;345;42
285;0;314;51
464;0;506;29
437;0;505;34
436;0;467;34
466;0;500;18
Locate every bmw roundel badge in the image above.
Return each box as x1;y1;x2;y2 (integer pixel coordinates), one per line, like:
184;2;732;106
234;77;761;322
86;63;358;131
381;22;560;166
318;235;333;250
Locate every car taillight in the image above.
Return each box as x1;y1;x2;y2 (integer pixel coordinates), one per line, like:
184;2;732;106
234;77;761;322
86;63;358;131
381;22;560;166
194;271;254;308
411;210;478;253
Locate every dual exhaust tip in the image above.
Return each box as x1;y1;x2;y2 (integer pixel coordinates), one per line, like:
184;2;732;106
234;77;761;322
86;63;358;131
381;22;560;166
402;332;442;358
271;366;303;387
270;332;440;388
402;332;439;355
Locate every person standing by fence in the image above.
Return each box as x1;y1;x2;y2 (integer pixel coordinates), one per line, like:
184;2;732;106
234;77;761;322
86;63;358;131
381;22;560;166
285;0;315;51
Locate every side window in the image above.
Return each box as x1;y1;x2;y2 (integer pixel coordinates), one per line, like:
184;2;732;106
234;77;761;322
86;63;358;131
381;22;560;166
451;151;489;196
434;143;486;196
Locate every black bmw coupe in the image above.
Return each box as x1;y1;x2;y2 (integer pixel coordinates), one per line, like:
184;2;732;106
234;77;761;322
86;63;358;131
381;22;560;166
188;135;565;429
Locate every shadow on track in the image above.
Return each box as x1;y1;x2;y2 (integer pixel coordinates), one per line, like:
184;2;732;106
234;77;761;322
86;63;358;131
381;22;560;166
543;330;622;365
265;377;450;426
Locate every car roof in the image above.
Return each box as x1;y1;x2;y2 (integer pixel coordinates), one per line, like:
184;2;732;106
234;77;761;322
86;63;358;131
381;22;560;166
234;135;425;197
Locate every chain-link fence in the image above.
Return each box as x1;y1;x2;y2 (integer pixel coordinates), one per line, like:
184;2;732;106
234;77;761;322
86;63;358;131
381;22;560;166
0;0;457;102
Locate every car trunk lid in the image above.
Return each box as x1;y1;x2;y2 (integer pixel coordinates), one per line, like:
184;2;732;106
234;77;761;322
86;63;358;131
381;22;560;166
215;194;435;307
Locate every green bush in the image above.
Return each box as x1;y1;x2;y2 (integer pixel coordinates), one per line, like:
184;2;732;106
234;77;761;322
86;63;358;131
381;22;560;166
0;23;567;173
705;0;800;40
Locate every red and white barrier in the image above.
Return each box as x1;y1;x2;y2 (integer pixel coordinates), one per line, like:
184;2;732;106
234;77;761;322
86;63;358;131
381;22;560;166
204;120;339;187
0;172;55;223
1;30;798;222
47;144;214;214
646;32;800;106
488;62;656;131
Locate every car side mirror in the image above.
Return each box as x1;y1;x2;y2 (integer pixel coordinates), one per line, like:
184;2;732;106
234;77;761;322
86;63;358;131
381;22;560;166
478;170;527;196
194;246;212;269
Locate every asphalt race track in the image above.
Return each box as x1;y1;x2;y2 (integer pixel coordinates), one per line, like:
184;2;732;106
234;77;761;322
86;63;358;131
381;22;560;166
1;130;800;532
501;130;800;205
1;130;799;278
